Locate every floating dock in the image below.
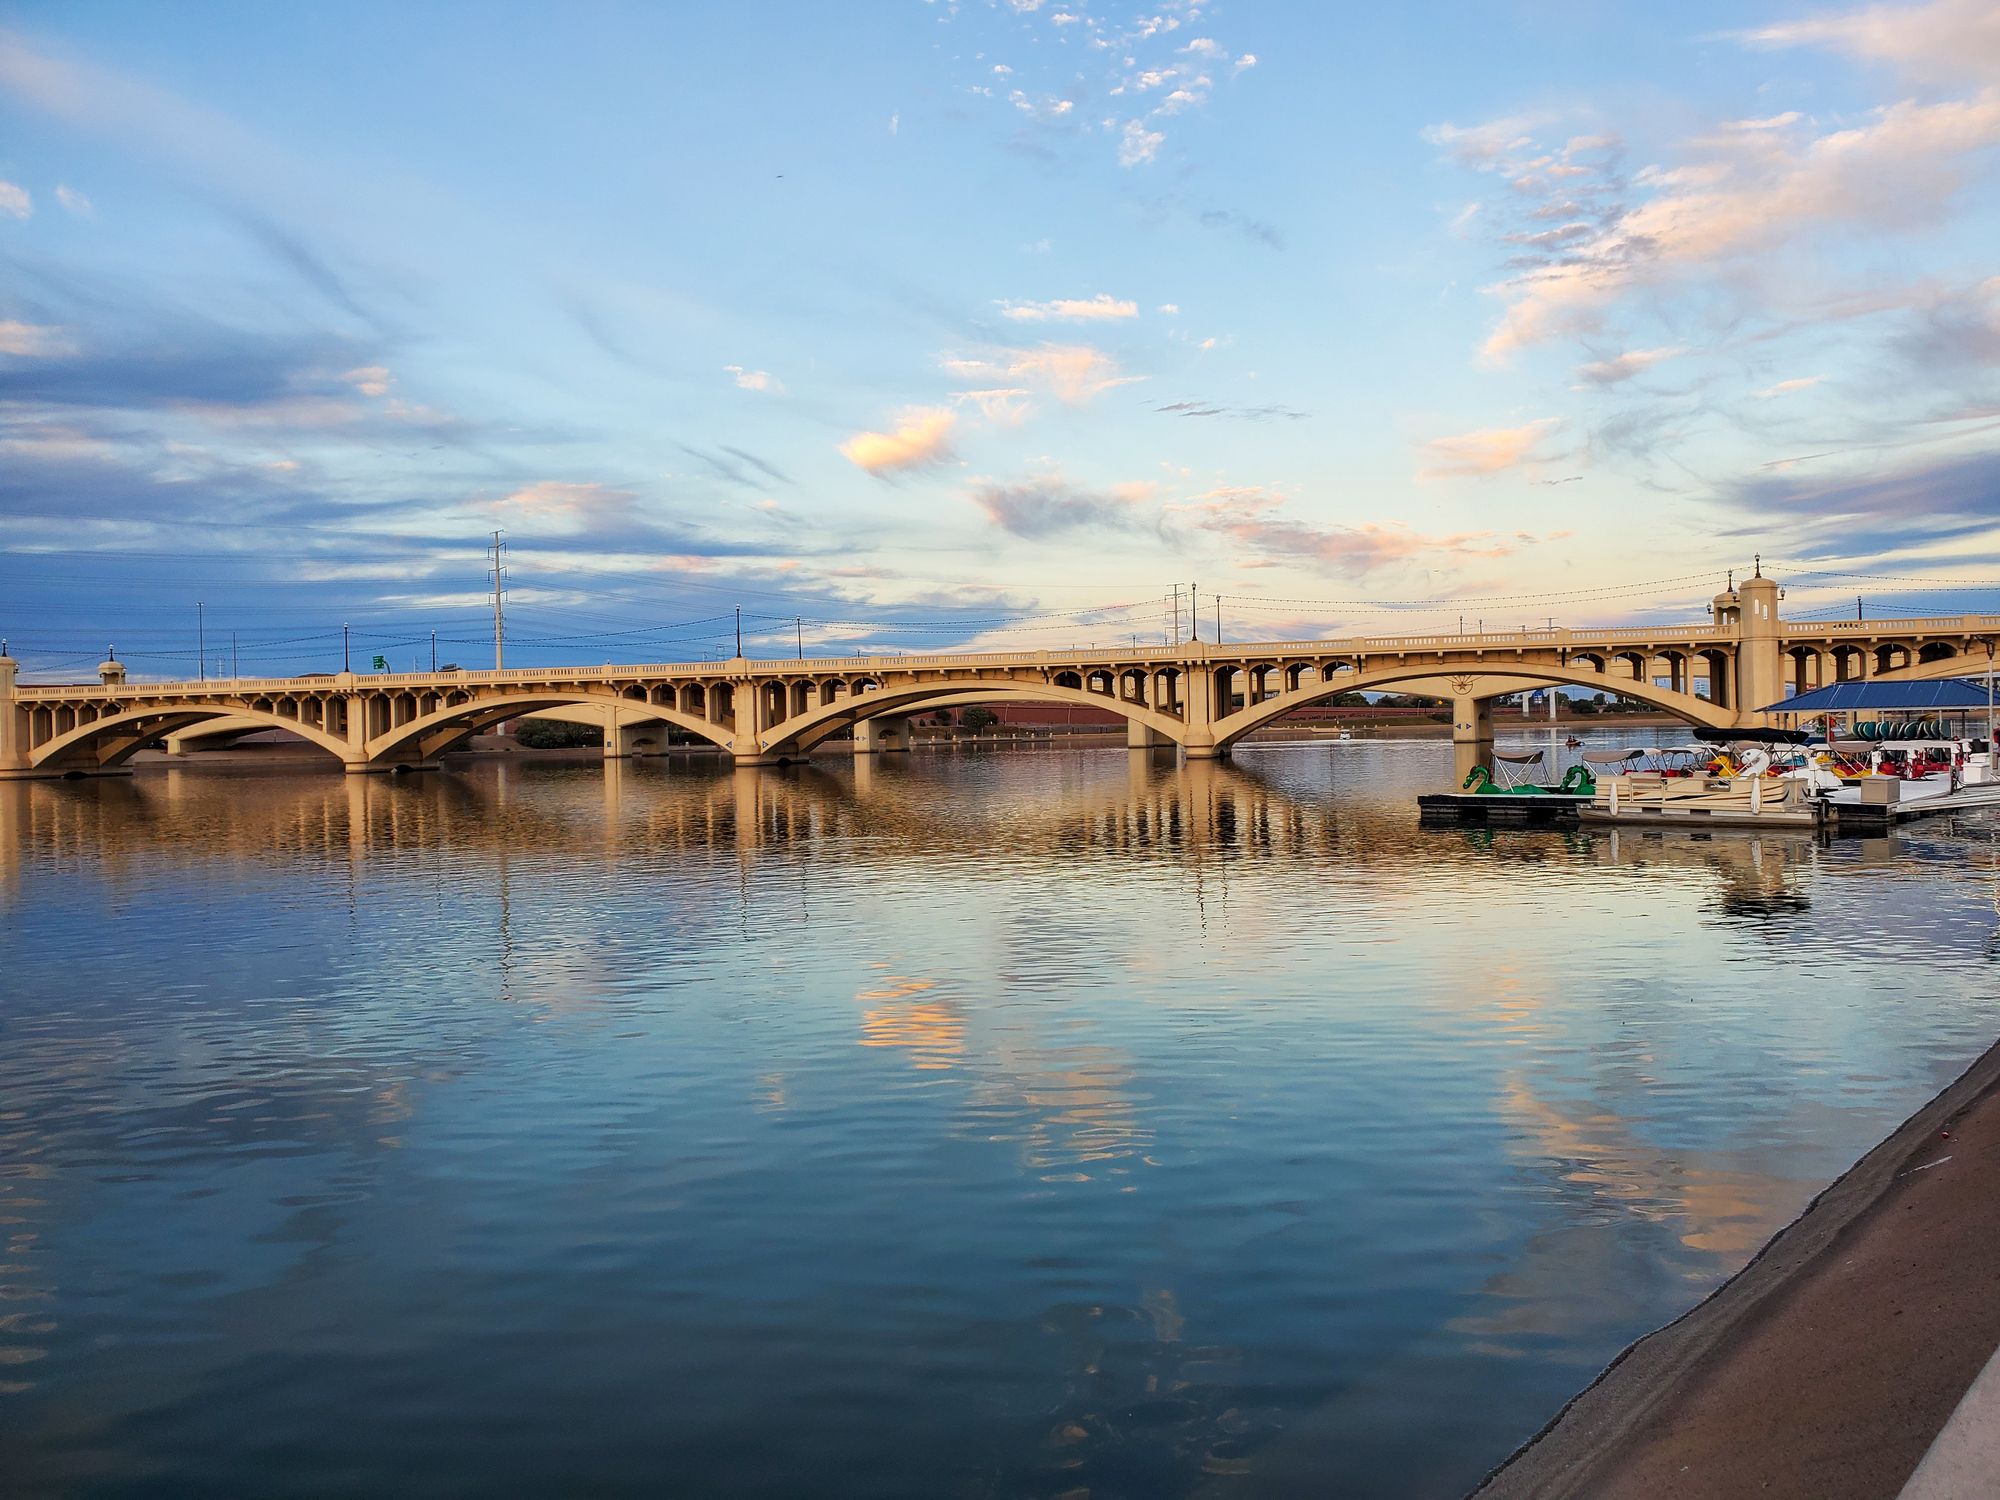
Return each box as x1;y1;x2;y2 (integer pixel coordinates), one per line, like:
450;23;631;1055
1417;792;1592;827
1832;782;2000;833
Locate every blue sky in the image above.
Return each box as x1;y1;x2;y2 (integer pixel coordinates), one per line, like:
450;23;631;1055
2;0;1999;677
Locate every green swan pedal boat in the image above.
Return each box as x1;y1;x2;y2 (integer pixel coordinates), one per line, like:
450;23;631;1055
1417;749;1596;826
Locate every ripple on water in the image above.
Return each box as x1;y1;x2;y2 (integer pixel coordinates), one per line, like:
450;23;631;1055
0;745;1994;1498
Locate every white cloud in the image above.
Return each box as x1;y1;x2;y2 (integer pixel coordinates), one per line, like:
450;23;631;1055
341;365;394;397
1722;112;1803;133
1234;53;1257;72
54;183;92;217
1158;302;1181;314
0;179;30;218
1737;0;2000;84
1753;375;1824;397
997;293;1139;322
941;342;1143;403
725;364;783;393
1445;89;2000;360
1417;418;1563;480
1184;487;1517;574
839;406;956;474
1574;346;1684;385
0;320;76;356
1421;114;1550;167
1119;119;1164;165
889;112;899;135
493;480;635;524
953;387;1034;425
1181;37;1225;58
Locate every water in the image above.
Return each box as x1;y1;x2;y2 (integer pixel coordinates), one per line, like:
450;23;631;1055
2;738;1996;1499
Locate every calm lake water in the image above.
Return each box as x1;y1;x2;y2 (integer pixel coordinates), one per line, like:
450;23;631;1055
3;737;1997;1498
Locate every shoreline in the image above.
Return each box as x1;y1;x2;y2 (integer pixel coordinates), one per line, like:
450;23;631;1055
1473;1033;2000;1499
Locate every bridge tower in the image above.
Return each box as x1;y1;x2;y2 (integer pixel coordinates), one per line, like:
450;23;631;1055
0;652;20;775
1735;562;1783;723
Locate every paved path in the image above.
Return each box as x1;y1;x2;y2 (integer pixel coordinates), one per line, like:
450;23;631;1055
1474;1038;2000;1500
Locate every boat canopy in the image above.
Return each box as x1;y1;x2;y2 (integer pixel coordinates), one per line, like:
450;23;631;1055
1581;749;1647;764
1493;750;1544;764
1760;677;1996;714
1694;726;1813;745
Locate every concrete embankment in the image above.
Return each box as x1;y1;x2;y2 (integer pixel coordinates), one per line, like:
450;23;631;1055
1473;1036;2000;1500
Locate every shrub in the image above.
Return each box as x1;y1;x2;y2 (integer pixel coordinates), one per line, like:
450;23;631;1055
515;718;603;748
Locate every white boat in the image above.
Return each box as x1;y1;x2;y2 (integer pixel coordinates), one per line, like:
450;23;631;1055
1822;737;1996;809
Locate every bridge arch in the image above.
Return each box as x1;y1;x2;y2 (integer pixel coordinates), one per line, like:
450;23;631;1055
1212;660;1735;748
760;680;1188;756
27;703;352;772
363;690;733;765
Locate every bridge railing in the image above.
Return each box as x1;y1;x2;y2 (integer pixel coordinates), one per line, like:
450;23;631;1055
1781;615;2000;637
15;614;2000;698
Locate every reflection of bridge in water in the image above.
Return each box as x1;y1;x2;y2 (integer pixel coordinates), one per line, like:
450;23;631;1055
4;570;1995;779
0;751;1851;911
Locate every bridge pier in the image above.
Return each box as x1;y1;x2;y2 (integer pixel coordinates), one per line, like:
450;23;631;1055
853;715;911;754
1127;720;1172;749
1451;694;1495;747
602;706;659;759
728;678;785;765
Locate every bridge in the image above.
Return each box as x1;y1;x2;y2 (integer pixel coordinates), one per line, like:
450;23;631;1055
3;570;1995;779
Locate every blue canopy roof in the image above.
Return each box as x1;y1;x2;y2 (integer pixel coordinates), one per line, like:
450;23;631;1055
1761;677;1996;713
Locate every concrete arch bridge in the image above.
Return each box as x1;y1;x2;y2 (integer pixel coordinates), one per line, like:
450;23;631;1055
4;575;1995;779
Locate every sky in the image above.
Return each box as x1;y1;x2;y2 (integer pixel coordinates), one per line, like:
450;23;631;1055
2;0;2000;678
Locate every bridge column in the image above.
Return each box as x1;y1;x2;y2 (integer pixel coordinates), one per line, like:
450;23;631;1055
1180;654;1224;759
602;705;653;759
340;679;371;772
730;679;780;766
0;654;25;777
1452;693;1494;747
1127;720;1170;749
853;715;911;754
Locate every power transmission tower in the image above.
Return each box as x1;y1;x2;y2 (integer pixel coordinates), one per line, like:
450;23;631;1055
489;531;507;670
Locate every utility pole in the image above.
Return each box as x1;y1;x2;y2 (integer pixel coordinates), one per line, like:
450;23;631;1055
1215;596;1221;644
231;631;238;679
795;618;803;660
430;631;438;672
1857;596;1864;622
1976;636;1992;756
489;530;507;670
1190;581;1199;642
343;622;351;673
196;601;205;681
1171;585;1182;646
735;606;743;658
